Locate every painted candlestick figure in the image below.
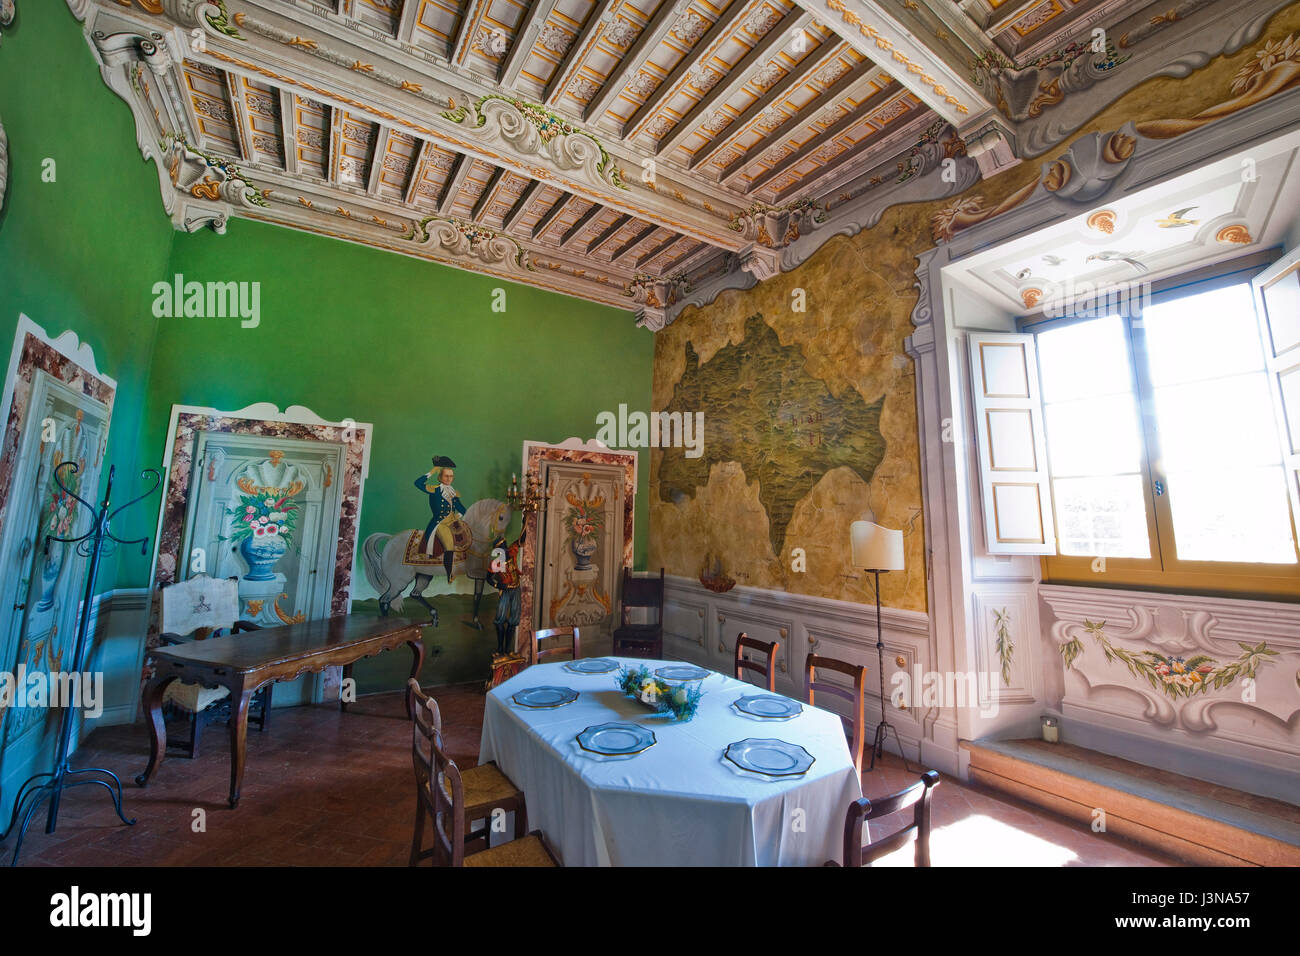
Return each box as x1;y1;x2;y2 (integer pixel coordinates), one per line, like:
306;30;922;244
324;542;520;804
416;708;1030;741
415;455;468;582
488;526;524;655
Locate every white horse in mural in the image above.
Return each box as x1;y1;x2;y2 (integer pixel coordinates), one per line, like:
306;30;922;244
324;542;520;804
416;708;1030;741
361;498;512;623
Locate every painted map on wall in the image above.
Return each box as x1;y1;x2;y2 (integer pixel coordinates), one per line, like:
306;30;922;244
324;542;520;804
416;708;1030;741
657;313;885;556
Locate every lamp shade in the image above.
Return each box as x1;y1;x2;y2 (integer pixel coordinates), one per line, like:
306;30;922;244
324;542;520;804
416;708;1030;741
850;520;904;571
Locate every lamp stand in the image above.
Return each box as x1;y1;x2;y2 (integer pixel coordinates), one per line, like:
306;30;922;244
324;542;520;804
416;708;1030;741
866;568;914;773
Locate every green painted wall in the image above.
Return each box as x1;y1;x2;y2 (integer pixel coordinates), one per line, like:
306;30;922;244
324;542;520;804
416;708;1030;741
146;217;653;568
0;1;173;589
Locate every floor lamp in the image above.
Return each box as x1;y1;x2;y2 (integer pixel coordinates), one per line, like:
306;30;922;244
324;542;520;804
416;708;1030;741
851;519;914;773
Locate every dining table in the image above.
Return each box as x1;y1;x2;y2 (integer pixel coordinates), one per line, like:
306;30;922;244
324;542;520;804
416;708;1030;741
479;657;864;866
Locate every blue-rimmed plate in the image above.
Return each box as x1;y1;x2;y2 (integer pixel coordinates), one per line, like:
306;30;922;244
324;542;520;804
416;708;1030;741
733;694;802;719
511;686;579;709
577;722;656;756
655;664;710;682
564;658;619;674
724;738;815;777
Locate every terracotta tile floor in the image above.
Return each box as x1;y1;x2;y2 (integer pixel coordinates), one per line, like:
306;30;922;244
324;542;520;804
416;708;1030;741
6;686;1180;867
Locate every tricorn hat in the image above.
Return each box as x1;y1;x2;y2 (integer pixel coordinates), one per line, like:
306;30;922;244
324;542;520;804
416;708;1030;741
431;455;457;468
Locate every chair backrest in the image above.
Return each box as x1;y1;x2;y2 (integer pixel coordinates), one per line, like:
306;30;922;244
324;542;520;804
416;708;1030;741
805;653;867;773
620;568;665;625
842;770;940;867
159;574;240;638
408;679;467;867
733;632;779;692
533;626;580;663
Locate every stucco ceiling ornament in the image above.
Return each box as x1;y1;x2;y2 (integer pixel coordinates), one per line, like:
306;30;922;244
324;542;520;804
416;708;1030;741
728;199;828;249
624;272;691;329
163;132;270;212
1039;121;1138;202
411;215;535;274
441;94;628;191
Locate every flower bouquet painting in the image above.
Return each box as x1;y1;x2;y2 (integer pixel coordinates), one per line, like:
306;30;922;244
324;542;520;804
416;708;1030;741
617;665;703;722
563;490;605;572
228;492;299;581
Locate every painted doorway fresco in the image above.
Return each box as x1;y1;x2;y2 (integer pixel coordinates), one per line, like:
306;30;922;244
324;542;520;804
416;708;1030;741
0;320;115;826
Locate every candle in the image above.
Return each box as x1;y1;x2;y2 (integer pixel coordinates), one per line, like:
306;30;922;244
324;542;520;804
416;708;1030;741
1041;715;1059;743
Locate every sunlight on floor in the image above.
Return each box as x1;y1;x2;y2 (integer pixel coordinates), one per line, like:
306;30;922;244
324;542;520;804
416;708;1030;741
869;814;1080;867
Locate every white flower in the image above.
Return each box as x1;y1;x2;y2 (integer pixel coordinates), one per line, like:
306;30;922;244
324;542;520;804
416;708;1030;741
269;511;287;521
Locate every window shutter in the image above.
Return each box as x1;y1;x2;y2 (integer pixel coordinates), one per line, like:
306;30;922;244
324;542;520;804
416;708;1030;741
968;332;1056;554
1251;249;1300;523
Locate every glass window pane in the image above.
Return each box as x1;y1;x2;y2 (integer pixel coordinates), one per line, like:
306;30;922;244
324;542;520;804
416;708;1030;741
1053;475;1152;558
1037;315;1133;402
1043;394;1144;476
1152;373;1283;471
1165;466;1297;564
1143;284;1265;386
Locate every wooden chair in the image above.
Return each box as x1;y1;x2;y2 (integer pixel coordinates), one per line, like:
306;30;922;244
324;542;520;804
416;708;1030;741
409;680;558;868
408;679;527;864
829;770;940;867
157;574;270;758
532;626;580;664
805;653;867;773
611;567;665;659
733;632;779;691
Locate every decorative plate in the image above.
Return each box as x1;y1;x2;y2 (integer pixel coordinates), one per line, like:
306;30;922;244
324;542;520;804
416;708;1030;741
723;738;815;777
733;694;803;719
577;722;657;756
655;664;710;682
564;658;619;674
511;685;579;709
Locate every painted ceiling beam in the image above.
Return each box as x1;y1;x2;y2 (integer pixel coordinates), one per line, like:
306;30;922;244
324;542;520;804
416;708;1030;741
471;166;506;221
225;72;256;162
327;105;344;185
773;106;934;203
745;83;903;194
636;232;683;268
503;179;544;232
438;153;474;214
396;0;422;46
718;67;885;186
560;203;603;248
587;213;633;255
621;0;758;139
788;0;998;132
582;0;688;124
500;0;560;87
609;222;659;263
532;191;575;240
687;41;857;172
404;138;432;204
280;90;299;174
367;124;391;195
450;0;489;67
544;0;619;108
655;9;812;157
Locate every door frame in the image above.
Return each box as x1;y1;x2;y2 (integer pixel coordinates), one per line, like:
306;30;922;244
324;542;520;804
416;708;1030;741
517;437;637;656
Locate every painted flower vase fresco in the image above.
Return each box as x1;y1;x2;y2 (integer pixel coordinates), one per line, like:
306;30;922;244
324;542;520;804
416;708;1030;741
36;455;81;611
229;492;299;582
563;489;604;572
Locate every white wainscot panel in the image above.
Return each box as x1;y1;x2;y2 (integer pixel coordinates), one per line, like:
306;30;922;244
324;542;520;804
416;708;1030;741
1041;585;1300;779
972;591;1037;706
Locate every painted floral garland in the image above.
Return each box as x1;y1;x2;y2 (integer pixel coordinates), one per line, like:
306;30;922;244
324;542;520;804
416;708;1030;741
1060;619;1277;700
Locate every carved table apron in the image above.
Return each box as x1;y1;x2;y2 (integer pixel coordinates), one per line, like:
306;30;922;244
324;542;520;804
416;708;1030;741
136;615;425;808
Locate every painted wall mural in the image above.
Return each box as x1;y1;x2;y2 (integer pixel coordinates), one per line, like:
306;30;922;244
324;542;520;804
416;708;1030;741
650;1;1300;617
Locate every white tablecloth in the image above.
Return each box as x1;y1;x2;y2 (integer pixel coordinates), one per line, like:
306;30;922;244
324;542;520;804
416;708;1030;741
478;658;863;866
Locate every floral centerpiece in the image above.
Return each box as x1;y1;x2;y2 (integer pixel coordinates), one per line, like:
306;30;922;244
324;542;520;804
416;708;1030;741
616;665;703;722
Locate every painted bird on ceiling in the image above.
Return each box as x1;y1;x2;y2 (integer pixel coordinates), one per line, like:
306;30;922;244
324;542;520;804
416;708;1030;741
1156;206;1199;228
1085;250;1149;274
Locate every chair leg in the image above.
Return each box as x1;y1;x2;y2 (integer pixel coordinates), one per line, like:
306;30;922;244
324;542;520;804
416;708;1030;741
515;799;528;840
409;793;426;867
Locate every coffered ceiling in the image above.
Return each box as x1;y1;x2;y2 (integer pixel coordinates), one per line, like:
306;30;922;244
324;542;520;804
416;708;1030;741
70;0;1262;327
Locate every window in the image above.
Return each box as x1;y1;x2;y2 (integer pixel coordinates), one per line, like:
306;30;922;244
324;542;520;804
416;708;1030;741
970;252;1300;600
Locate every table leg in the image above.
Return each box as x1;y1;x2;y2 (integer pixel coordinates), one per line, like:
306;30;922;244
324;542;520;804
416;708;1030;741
228;682;255;809
405;637;425;720
135;674;180;788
